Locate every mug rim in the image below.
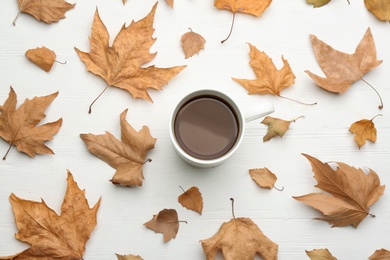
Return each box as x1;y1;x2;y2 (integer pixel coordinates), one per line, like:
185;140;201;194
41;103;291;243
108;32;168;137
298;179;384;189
169;89;245;167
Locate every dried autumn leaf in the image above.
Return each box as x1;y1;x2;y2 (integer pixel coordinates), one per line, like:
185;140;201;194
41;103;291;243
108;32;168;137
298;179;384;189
116;253;143;260
80;109;156;187
306;0;331;7
13;0;75;25
200;199;278;260
25;46;56;72
0;170;101;259
369;248;390;259
75;3;186;112
365;0;390;22
261;116;304;142
144;209;180;242
306;248;337;260
166;0;174;8
0;87;62;160
178;186;203;214
181;29;206;59
305;28;384;109
349;114;382;149
249;168;278;190
293;154;385;228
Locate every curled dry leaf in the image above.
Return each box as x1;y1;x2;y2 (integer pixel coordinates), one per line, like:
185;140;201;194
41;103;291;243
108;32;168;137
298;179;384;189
349;114;382;149
294;154;385;228
80;109;156;187
306;0;331;7
75;3;186;111
0;87;62;160
0;171;101;259
178;186;203;214
364;0;390;22
116;253;143;260
25;46;56;72
13;0;75;25
144;209;181;242
249;167;280;190
369;248;390;259
261;116;304;142
181;29;206;59
306;248;337;260
305;28;384;109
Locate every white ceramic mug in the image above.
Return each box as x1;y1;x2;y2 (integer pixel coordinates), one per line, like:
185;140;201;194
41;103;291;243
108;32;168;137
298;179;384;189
169;89;274;168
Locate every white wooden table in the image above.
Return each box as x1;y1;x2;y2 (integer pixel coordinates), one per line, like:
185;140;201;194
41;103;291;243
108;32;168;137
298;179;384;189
1;0;389;259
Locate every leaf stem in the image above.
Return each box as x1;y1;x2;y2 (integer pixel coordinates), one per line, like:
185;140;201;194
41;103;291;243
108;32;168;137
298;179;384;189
179;186;186;193
13;11;21;26
2;143;13;160
143;158;152;164
221;12;236;44
88;84;109;114
273;185;284;191
278;95;317;106
54;60;67;65
360;77;383;109
370;114;383;121
291;116;305;123
346;0;350;4
230;198;236;219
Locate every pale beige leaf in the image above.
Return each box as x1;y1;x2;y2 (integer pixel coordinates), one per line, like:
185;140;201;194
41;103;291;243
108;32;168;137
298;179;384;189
369;248;390;259
178;186;203;214
25;46;56;72
364;0;390;22
306;248;337;259
144;209;179;242
181;29;206;59
116;253;143;260
249;168;277;189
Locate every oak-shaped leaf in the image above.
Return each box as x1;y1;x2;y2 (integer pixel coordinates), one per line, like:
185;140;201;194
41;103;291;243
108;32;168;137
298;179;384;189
306;248;337;259
0;170;101;259
261;116;303;142
178;186;203;214
181;29;206;59
144;209;180;242
293;154;385;228
365;0;390;22
349;114;382;149
75;3;186;109
116;253;143;260
13;0;75;25
0;87;62;160
80;109;156;187
25;46;57;72
369;249;390;259
249;168;279;190
305;28;383;109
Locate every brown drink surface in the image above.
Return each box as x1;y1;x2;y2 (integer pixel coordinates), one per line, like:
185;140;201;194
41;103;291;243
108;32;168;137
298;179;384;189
174;95;239;160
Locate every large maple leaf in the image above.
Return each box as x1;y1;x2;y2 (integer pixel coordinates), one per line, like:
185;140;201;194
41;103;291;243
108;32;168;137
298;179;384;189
75;3;186;105
80;109;156;187
294;154;385;228
0;170;101;259
0;87;62;160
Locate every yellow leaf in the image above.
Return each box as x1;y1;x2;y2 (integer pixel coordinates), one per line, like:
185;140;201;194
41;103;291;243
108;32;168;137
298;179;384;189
349;114;382;148
364;0;390;22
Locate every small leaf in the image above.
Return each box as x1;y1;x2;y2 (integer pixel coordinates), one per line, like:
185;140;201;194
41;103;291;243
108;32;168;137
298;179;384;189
144;209;180;242
349;114;382;148
181;29;206;59
306;248;337;259
364;0;390;22
25;46;56;72
306;0;331;8
369;248;390;259
116;253;143;260
261;116;303;142
166;0;174;8
249;168;277;189
178;186;203;214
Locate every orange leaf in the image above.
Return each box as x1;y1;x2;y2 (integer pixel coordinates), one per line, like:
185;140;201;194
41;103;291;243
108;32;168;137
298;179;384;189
249;168;277;189
214;0;272;16
25;46;56;72
178;186;203;214
369;249;390;260
293;154;385;228
116;253;143;260
0;87;62;160
364;0;390;22
181;29;206;59
80;109;156;187
166;0;174;8
349;114;382;148
144;209;180;242
306;248;337;259
0;171;100;259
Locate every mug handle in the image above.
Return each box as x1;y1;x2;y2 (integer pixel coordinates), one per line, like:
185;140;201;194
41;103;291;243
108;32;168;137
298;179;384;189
244;101;275;123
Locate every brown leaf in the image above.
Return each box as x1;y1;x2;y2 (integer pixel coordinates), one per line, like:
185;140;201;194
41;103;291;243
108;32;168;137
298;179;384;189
200;217;278;259
0;170;101;259
349;114;382;148
214;0;271;16
249;168;277;189
293;154;385;228
306;0;331;7
75;3;186;104
181;29;206;59
144;209;180;242
364;0;390;22
306;248;337;259
0;87;62;160
305;28;382;94
166;0;174;8
25;46;56;72
116;253;143;260
369;248;390;260
178;186;203;214
13;0;75;25
80;109;156;187
233;43;295;97
261;116;303;142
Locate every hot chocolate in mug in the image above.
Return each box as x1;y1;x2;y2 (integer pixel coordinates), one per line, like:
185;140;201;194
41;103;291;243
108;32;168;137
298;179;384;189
169;89;274;168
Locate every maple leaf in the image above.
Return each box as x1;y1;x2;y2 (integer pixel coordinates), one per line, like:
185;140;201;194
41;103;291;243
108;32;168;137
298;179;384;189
181;28;206;59
200;199;278;260
80;109;156;187
144;209;182;242
261;116;304;142
214;0;272;43
116;253;143;260
306;248;337;260
364;0;390;22
305;28;384;109
249;167;283;191
293;154;385;228
13;0;75;25
306;0;331;7
0;170;101;259
369;249;390;260
0;87;62;160
75;3;186;112
349;114;382;149
25;46;57;72
178;186;203;214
